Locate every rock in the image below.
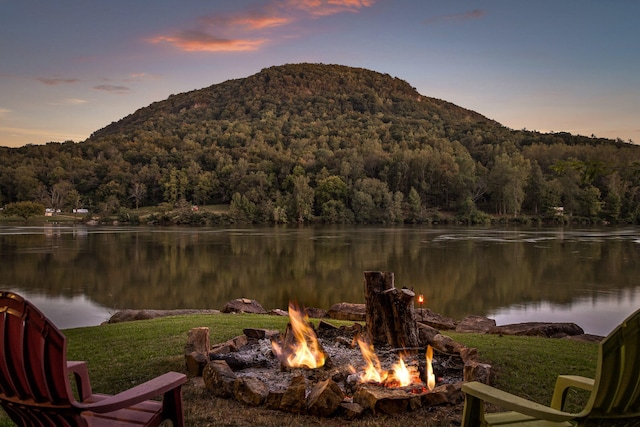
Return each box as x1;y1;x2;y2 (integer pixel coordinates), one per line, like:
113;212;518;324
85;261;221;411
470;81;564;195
431;334;458;354
185;351;209;377
464;360;493;384
209;334;248;355
417;322;440;345
210;343;234;355
234;376;269;406
305;307;329;319
458;346;479;364
264;390;285;410
222;298;267;314
185;327;210;353
456;315;496;333
243;328;280;340
489;322;584;338
267;308;289;316
328;302;366;321
184;327;210;376
202;360;237;398
280;375;307;414
339;401;365;419
353;384;422;415
421;384;462;406
307;378;345;417
317;320;339;331
108;308;219;323
416;308;457;330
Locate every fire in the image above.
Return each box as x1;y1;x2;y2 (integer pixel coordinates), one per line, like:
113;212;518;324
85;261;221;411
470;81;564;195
271;302;326;369
388;356;421;388
352;337;422;388
426;345;436;391
355;336;388;383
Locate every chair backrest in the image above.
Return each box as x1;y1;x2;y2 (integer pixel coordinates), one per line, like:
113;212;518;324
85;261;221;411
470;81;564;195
588;307;640;420
0;291;83;426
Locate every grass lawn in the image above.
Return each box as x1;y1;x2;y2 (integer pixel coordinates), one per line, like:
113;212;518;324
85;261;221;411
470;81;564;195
0;314;599;426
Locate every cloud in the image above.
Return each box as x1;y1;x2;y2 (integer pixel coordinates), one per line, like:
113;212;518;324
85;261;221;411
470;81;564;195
125;72;161;82
151;32;268;52
424;9;486;25
0;108;12;118
291;0;375;17
149;0;375;53
37;77;81;85
49;98;88;106
94;85;131;94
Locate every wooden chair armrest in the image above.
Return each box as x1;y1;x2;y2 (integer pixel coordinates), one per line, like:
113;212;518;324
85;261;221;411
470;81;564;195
550;375;595;410
74;371;187;413
67;361;93;401
462;381;576;423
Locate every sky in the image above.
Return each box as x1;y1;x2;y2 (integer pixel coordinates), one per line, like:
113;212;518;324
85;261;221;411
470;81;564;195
1;0;639;148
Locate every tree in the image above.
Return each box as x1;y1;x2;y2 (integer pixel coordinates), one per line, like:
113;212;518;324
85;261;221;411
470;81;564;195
407;187;422;223
488;153;530;217
291;174;314;223
2;201;45;222
129;182;147;209
229;192;256;223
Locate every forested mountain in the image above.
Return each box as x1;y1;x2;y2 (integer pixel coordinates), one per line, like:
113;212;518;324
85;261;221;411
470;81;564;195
2;63;640;224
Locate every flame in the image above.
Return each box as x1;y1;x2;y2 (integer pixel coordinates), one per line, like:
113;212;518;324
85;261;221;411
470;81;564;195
426;345;436;391
417;294;424;304
355;337;388;383
271;302;325;369
352;337;421;388
388;355;422;387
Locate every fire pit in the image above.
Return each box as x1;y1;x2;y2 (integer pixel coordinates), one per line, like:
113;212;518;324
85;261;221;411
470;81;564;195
186;272;492;418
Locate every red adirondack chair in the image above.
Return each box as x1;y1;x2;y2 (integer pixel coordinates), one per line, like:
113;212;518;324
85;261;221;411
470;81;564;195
0;291;187;426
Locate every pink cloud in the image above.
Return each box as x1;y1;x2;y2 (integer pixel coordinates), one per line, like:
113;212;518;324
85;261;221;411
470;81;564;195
292;0;375;16
150;31;268;52
149;0;375;53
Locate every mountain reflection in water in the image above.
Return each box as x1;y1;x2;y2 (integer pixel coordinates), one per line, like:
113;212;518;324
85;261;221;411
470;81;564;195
1;225;638;335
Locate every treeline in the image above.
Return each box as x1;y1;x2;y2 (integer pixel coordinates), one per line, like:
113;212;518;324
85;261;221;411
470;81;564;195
1;63;639;225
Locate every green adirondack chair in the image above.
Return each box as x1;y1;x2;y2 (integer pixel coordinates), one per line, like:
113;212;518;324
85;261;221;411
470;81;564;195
461;307;640;426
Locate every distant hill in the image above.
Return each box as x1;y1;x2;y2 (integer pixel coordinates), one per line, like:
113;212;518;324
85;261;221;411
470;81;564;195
90;63;499;142
2;63;640;225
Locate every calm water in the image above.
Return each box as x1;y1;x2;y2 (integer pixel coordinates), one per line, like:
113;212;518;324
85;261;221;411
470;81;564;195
1;225;639;336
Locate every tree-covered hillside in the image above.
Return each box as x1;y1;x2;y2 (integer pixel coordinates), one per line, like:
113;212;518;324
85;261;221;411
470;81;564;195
1;63;639;224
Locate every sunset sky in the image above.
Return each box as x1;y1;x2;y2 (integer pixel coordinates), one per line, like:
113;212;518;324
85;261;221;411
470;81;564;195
1;0;638;148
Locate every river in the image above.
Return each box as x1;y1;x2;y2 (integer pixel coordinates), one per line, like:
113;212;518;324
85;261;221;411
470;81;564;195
1;225;638;336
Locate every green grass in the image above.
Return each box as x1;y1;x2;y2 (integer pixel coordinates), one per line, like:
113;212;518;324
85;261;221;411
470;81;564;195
0;314;599;426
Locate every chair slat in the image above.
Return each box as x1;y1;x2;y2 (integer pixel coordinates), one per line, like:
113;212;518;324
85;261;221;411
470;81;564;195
6;311;32;400
0;311;18;397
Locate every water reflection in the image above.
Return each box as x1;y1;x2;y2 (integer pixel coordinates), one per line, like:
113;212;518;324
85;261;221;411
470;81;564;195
0;225;638;334
490;287;640;337
5;288;111;329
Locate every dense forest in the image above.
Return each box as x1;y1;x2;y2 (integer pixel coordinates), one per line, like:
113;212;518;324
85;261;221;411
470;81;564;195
1;63;640;225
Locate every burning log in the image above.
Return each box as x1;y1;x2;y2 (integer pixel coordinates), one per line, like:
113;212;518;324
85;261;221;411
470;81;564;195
364;271;420;349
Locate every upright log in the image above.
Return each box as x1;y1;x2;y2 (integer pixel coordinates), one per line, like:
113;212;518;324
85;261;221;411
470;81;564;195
364;271;420;349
